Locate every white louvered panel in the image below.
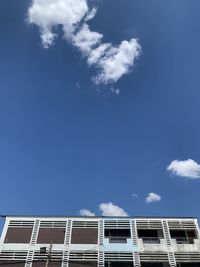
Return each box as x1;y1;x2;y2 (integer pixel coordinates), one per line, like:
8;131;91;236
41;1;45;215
40;221;66;228
34;250;63;261
62;251;69;267
30;220;40;245
104;253;133;262
72;221;98;228
139;252;168;262
168;220;196;230
25;251;34;267
69;252;98;261
136;220;162;229
99;220;104;246
0;250;28;261
98;251;104;267
104;220;130;229
8;220;34;228
175;252;200;262
65;220;72;245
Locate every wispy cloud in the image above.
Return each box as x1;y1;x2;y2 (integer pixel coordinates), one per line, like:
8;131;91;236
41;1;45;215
79;209;95;216
99;202;129;216
145;192;161;203
167;159;200;179
132;193;138;198
27;0;141;85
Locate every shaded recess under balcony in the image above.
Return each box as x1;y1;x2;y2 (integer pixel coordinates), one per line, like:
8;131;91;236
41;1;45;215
138;229;164;244
104;229;131;243
170;230;197;244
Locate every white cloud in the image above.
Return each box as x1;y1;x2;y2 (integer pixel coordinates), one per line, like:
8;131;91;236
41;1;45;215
99;202;129;216
132;193;138;198
72;24;103;54
27;0;141;84
94;39;141;84
79;209;95;216
145;193;161;203
167;159;200;179
27;0;89;47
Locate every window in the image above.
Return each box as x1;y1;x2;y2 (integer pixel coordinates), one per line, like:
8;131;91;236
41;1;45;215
170;230;197;244
71;228;98;244
104;229;131;243
0;261;26;267
4;227;33;243
138;229;163;244
37;228;65;244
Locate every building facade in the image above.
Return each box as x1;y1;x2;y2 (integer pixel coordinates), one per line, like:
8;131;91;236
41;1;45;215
0;216;200;267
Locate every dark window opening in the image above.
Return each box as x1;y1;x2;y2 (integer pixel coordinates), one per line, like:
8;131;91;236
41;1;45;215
104;229;131;243
105;262;133;267
37;228;65;244
71;228;98;244
138;229;163;244
0;261;26;267
4;227;33;243
170;230;197;244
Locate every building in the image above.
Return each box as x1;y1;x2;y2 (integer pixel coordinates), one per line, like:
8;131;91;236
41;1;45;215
0;216;200;267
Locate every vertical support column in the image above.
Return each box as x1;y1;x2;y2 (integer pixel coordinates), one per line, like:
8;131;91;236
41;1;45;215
0;217;9;246
65;220;72;245
98;220;104;267
25;250;34;267
30;220;40;245
131;220;140;267
162;220;176;267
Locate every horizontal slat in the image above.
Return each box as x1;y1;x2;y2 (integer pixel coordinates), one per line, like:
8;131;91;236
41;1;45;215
168;220;196;230
140;253;168;262
0;251;27;260
34;251;63;260
136;220;163;229
175;253;200;262
8;221;34;228
40;221;67;228
72;221;98;228
69;252;98;261
104;253;133;261
104;220;130;229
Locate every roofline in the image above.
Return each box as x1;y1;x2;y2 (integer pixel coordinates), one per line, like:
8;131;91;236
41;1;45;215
0;215;198;219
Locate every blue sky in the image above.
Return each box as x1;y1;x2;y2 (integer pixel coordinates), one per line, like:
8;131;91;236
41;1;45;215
1;0;200;220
